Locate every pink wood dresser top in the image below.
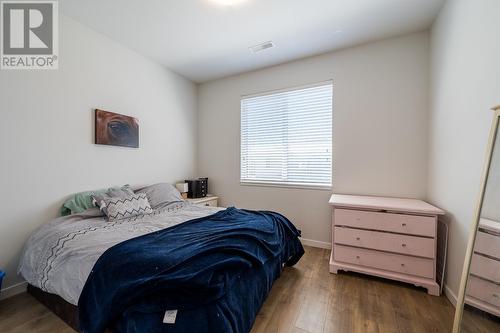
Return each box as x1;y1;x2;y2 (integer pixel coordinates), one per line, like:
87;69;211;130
329;194;445;215
479;217;500;233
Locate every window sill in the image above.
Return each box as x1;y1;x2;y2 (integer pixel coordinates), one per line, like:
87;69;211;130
240;181;332;191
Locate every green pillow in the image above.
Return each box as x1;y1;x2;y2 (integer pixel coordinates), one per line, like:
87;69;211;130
60;189;108;216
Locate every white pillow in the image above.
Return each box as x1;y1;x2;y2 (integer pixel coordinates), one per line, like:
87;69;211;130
134;183;183;209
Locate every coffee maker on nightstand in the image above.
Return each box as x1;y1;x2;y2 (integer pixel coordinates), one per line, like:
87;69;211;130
184;178;208;199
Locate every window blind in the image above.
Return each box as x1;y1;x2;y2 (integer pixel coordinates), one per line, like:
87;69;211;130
241;81;333;188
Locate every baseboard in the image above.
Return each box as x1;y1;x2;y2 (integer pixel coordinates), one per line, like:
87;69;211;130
0;281;27;301
299;237;331;249
444;284;457;307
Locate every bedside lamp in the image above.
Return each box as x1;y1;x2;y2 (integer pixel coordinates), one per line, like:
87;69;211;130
176;182;189;200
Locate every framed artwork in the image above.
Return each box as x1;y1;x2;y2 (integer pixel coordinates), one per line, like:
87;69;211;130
95;109;139;148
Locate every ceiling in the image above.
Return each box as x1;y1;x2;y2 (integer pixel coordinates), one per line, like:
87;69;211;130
61;0;445;83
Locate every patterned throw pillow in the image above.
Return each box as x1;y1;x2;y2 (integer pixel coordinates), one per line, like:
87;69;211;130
91;185;135;216
101;193;153;221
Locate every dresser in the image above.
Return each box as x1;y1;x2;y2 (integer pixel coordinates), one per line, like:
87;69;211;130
329;194;445;296
465;218;500;317
186;194;219;207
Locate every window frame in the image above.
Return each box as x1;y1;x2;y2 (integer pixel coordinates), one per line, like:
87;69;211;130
239;80;334;191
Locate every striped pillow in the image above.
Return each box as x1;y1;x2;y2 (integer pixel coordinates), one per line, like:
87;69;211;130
101;193;153;221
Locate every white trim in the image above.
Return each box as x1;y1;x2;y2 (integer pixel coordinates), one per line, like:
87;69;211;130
241;80;333;99
240;181;332;191
0;281;27;301
444;284;458;307
300;237;332;249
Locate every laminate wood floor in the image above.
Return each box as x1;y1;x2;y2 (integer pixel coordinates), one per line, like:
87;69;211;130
0;246;493;333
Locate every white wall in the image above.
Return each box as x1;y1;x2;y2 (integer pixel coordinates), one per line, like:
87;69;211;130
428;0;500;299
198;32;430;246
482;132;500;222
0;16;197;293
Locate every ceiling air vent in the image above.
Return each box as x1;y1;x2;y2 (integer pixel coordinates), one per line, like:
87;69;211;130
249;41;275;53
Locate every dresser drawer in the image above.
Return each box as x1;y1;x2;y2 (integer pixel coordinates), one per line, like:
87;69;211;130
466;276;500;308
474;231;500;260
334;209;436;237
334;227;435;258
470;254;500;284
334;245;434;278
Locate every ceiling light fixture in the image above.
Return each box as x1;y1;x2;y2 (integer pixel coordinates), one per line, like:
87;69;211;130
209;0;248;6
249;41;275;53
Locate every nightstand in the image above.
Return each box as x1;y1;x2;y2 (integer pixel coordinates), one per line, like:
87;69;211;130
186;195;218;207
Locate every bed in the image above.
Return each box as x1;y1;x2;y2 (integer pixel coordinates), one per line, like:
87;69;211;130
18;186;304;333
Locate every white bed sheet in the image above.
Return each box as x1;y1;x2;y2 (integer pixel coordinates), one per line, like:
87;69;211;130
18;202;223;305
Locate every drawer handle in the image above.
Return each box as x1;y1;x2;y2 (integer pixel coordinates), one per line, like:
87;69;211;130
401;223;407;227
356;256;360;259
205;203;209;206
356;237;361;241
401;244;407;247
400;263;405;267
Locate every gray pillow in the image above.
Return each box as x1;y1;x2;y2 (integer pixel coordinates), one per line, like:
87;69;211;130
134;183;183;209
91;185;135;215
103;193;153;221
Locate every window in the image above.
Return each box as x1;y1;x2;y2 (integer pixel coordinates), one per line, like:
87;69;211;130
240;81;333;189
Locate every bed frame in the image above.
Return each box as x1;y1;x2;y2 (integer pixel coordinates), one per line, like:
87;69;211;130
28;263;290;333
27;284;79;331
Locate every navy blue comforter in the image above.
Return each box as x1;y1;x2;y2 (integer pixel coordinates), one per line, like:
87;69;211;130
78;207;304;333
